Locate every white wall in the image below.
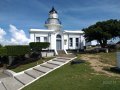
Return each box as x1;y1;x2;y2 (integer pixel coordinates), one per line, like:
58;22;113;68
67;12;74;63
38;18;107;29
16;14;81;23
64;34;68;49
50;33;56;49
30;31;85;50
30;33;34;42
86;40;98;46
30;33;48;42
80;35;85;49
63;33;85;50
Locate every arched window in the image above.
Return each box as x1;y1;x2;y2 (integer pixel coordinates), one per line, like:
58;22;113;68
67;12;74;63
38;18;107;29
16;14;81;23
56;34;61;39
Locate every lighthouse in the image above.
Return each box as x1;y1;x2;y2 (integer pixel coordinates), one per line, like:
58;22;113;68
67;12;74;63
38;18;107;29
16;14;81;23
30;6;85;55
45;7;62;31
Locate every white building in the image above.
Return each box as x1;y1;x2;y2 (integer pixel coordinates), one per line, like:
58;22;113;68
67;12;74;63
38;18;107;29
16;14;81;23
29;7;85;55
86;40;98;46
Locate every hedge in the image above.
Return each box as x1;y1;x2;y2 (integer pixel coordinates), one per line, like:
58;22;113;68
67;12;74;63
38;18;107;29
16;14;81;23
29;42;50;51
0;42;50;56
0;45;30;56
0;47;7;56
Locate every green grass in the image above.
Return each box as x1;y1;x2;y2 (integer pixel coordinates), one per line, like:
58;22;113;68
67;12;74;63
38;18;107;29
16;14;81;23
96;52;117;66
11;57;54;72
22;55;120;90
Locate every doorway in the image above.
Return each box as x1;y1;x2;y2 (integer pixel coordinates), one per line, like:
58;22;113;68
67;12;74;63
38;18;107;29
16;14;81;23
56;34;62;50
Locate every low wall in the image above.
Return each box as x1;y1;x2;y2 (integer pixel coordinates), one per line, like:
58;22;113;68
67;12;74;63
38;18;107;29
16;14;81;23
41;52;55;57
3;69;16;77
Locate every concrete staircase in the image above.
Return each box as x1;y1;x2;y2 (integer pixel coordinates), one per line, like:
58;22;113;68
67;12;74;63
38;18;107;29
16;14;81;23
0;77;24;90
57;50;66;55
0;56;76;90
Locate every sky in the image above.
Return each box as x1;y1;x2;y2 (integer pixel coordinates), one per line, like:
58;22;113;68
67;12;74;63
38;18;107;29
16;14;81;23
0;0;120;45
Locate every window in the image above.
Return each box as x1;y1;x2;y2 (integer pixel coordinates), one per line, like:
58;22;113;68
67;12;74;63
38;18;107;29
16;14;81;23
36;37;40;42
44;37;47;42
56;34;61;39
76;38;79;47
69;38;73;47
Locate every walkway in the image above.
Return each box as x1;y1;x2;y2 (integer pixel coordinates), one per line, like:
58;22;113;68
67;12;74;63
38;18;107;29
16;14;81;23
0;56;76;90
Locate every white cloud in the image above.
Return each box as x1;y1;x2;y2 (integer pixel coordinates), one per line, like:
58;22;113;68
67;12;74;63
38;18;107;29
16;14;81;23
0;28;7;45
0;28;6;40
0;25;30;45
9;24;30;45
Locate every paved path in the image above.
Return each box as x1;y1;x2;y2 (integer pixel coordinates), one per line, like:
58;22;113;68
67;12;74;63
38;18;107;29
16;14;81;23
0;56;76;90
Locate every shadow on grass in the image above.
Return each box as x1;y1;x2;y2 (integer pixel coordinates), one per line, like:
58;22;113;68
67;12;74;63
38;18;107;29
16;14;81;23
70;59;85;65
103;66;120;74
7;57;52;70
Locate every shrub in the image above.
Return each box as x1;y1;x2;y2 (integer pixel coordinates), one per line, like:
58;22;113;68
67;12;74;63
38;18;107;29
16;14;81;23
0;45;30;56
29;42;50;51
107;44;117;52
29;42;50;59
0;44;2;48
0;47;7;56
5;45;30;56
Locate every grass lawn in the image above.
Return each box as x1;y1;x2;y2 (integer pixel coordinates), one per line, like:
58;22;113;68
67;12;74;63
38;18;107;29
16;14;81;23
11;57;54;72
22;53;120;90
96;52;116;66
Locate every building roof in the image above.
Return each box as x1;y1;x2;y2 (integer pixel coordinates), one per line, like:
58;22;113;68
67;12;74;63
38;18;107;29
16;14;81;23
29;29;84;34
49;7;57;13
29;29;55;32
64;30;84;34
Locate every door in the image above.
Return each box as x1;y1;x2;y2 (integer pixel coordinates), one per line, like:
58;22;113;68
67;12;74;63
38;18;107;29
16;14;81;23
56;34;62;50
56;40;62;50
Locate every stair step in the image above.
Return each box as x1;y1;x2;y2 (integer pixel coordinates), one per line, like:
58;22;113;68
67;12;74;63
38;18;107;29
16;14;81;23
57;50;66;54
53;59;67;62
47;61;64;65
33;66;51;73
0;82;6;90
1;77;24;90
41;63;58;69
56;58;69;61
15;73;34;85
25;69;44;79
57;57;71;60
47;62;60;66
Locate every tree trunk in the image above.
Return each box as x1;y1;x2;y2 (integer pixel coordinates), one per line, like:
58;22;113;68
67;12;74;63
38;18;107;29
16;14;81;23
38;50;42;59
98;39;107;48
8;56;14;66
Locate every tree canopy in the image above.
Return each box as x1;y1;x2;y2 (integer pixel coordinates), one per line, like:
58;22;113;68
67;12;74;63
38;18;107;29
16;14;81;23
83;19;120;48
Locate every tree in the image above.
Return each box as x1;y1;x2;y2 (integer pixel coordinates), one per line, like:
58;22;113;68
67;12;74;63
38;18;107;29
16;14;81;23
83;19;120;48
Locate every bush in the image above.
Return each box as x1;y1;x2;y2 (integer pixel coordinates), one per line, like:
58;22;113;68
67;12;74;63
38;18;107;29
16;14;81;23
29;42;50;59
5;45;30;56
29;42;50;51
107;44;117;52
0;47;7;56
0;44;2;48
0;45;30;56
116;44;120;51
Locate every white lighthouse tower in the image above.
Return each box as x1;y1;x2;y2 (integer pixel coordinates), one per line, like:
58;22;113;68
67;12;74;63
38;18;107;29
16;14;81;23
45;7;62;31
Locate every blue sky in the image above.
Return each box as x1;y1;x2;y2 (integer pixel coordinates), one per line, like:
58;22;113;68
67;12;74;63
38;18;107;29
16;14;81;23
0;0;120;44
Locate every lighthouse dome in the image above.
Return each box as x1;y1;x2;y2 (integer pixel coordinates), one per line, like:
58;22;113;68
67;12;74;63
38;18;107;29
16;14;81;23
45;7;62;31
